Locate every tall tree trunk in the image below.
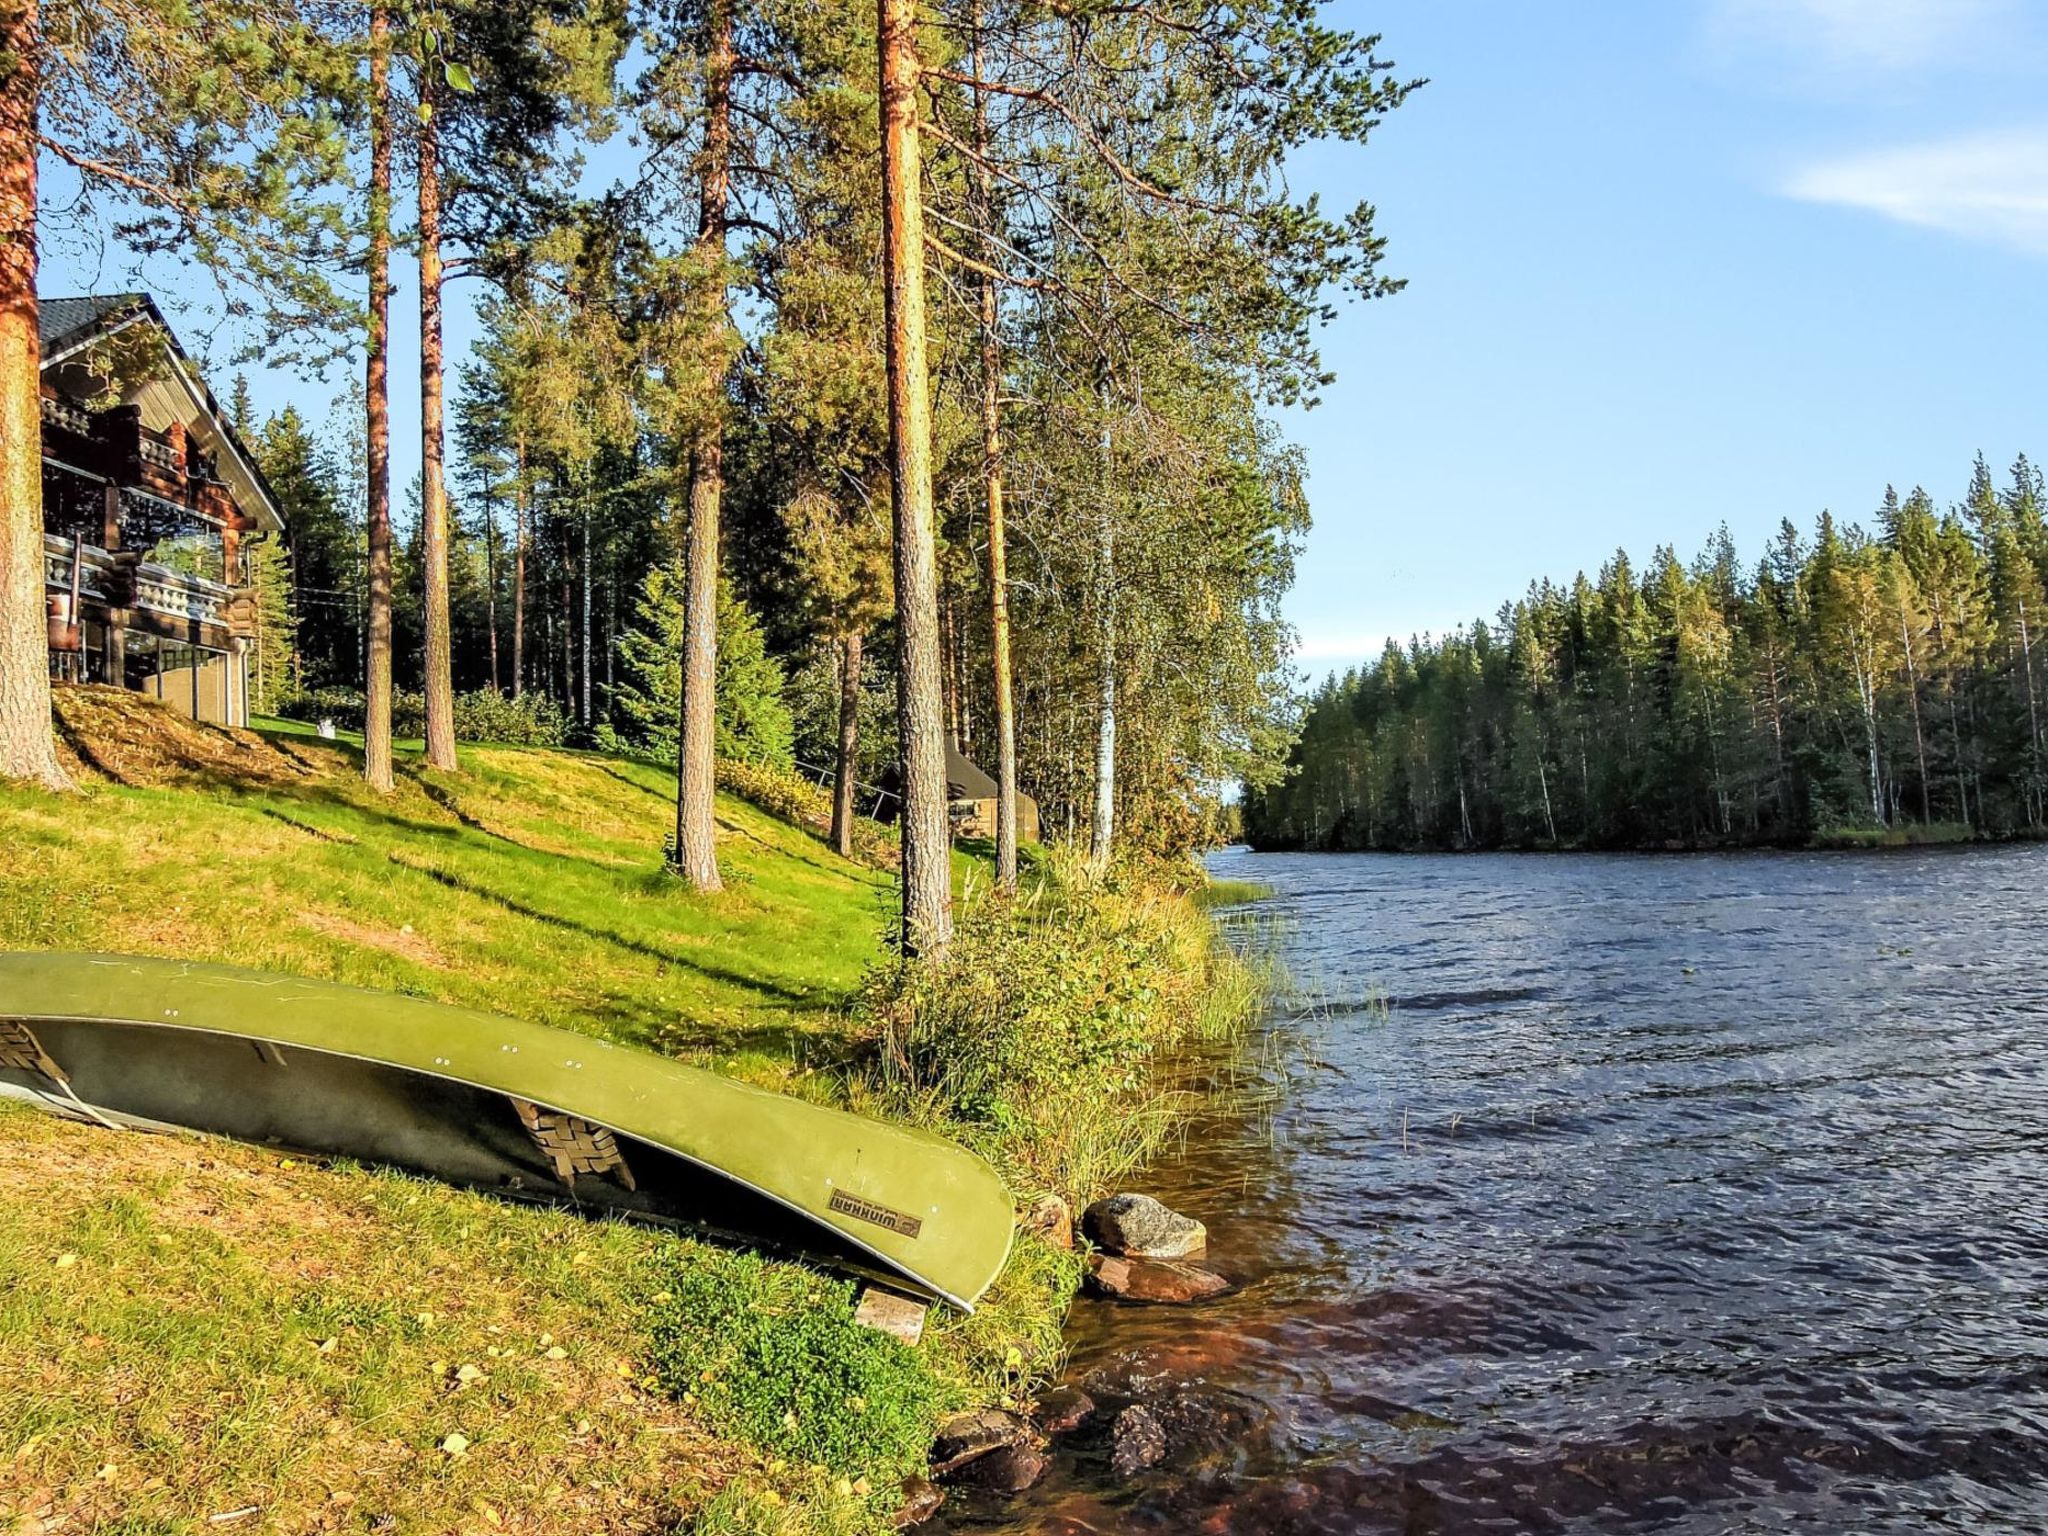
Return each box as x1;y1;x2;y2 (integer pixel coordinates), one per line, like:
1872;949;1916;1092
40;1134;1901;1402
831;629;862;859
361;1;396;791
978;221;1019;892
1089;441;1116;871
511;434;526;698
970;9;1018;890
484;499;499;693
579;499;592;729
671;0;732;892
0;0;69;790
880;0;953;954
417;73;457;771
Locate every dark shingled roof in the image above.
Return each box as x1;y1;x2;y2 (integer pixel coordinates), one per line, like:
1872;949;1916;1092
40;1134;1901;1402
944;745;1000;802
38;293;148;359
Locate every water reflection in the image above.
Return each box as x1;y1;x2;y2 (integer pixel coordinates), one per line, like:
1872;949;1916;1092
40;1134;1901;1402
965;847;2048;1535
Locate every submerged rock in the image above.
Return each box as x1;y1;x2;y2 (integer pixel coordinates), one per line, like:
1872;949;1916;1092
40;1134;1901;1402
1082;1193;1207;1259
1110;1404;1168;1477
1034;1383;1097;1434
949;1439;1050;1493
930;1407;1046;1492
1021;1192;1075;1249
931;1407;1027;1470
893;1476;944;1528
1086;1254;1230;1304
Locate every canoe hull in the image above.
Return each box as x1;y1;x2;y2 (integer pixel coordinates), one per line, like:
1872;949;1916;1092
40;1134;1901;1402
0;953;1013;1311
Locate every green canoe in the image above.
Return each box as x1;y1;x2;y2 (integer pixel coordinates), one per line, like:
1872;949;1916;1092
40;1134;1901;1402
0;952;1012;1312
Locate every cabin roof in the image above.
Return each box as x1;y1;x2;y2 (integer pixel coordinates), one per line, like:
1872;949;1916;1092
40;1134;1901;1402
944;745;1001;802
38;291;286;535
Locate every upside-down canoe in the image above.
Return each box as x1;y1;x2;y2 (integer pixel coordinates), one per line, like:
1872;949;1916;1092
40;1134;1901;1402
0;952;1012;1312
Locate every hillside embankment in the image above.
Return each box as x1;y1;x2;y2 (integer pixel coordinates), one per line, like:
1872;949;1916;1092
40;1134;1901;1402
0;686;1259;1535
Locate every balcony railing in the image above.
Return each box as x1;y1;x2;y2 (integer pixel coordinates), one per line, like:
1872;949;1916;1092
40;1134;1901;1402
43;532;232;631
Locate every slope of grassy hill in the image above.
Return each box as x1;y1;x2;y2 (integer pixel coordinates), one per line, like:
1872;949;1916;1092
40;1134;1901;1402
0;687;1076;1535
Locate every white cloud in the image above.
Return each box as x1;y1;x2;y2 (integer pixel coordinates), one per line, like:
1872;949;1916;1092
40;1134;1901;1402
1704;0;2014;75
1784;127;2048;254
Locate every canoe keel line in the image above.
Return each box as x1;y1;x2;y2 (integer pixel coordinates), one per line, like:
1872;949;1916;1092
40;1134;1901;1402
0;953;1013;1312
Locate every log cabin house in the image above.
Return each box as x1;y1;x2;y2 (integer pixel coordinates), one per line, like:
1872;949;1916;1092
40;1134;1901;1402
39;294;283;728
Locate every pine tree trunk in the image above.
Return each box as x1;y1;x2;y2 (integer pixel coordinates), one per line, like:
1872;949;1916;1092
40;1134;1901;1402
832;629;862;859
879;0;953;955
417;79;457;771
979;243;1018;893
579;500;592;729
672;0;732;892
0;2;69;791
511;435;526;698
1090;506;1117;872
484;500;499;693
968;14;1016;889
361;1;396;792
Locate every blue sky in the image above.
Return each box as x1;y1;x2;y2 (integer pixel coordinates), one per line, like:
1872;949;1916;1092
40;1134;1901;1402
41;1;2048;681
1282;0;2048;674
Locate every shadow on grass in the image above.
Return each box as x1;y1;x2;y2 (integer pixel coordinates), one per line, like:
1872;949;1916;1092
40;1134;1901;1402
386;855;818;1009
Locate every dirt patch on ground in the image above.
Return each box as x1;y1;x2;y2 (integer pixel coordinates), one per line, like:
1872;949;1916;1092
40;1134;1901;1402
297;908;449;969
51;684;338;791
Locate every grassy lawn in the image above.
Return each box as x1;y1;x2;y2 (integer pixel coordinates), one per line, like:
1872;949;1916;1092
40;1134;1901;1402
0;687;1077;1535
15;686;902;1085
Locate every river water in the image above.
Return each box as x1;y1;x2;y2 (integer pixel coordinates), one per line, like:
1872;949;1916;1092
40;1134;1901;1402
973;847;2048;1535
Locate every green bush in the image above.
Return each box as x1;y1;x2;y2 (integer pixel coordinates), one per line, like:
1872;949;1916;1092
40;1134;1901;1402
855;852;1264;1200
273;686;567;747
644;1245;943;1490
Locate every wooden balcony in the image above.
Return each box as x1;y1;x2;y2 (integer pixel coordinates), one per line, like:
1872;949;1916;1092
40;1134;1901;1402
43;532;234;634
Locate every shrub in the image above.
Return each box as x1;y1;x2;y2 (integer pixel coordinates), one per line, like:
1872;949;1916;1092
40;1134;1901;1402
274;684;368;731
643;1245;943;1492
273;686;566;747
855;851;1264;1201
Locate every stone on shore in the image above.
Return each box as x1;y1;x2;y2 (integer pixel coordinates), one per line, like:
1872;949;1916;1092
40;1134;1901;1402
893;1476;944;1528
929;1407;1047;1492
1081;1193;1207;1259
1020;1192;1074;1249
1110;1404;1168;1477
1086;1253;1230;1304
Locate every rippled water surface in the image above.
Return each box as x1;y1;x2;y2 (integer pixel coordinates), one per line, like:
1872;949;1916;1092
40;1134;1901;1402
972;848;2048;1534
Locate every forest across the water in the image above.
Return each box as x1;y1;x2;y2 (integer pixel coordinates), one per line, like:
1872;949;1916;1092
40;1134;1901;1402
1246;454;2048;852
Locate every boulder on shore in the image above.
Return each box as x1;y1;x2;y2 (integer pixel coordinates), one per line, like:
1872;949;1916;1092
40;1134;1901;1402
1020;1192;1074;1249
929;1407;1047;1492
893;1476;944;1528
1086;1253;1230;1304
1081;1193;1207;1259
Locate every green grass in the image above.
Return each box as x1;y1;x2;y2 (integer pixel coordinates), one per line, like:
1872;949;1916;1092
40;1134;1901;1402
0;687;1228;1532
1810;819;1976;849
18;689;901;1088
1191;877;1274;908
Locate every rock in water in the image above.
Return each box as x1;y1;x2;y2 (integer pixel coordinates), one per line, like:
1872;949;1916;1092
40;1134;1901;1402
1033;1384;1097;1434
893;1476;944;1528
1020;1192;1075;1249
948;1440;1049;1493
930;1407;1027;1471
1086;1254;1230;1304
1081;1194;1207;1259
1111;1404;1168;1477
